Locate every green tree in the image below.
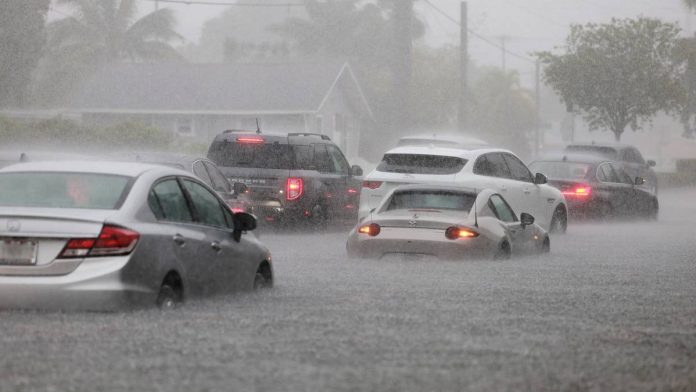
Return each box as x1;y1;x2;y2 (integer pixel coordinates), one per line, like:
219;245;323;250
471;68;537;158
37;0;181;104
538;18;682;141
0;0;50;107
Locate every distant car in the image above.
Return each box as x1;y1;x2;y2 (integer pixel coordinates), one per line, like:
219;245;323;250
208;130;363;225
359;146;568;233
0;161;273;311
116;152;253;214
563;143;657;194
347;185;550;260
529;155;659;219
396;133;489;149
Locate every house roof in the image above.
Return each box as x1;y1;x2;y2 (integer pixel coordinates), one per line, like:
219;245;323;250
69;61;372;116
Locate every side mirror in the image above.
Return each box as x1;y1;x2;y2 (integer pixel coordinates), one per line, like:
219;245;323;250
534;172;547;185
647;160;656;167
232;182;248;196
232;212;256;241
351;165;363;176
634;177;645;186
520;212;535;228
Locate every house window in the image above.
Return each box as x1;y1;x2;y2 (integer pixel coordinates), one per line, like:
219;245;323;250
176;118;194;136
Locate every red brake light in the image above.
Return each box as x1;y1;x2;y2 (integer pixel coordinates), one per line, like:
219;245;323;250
362;181;383;190
445;226;479;240
286;177;304;201
236;136;265;144
562;185;592;197
358;223;381;236
58;225;139;258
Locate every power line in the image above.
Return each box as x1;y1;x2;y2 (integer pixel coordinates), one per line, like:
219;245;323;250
422;0;535;63
142;0;305;6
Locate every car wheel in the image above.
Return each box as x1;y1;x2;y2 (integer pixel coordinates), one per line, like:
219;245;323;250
308;203;328;227
494;241;511;260
550;206;568;234
253;262;273;290
540;236;551;254
156;284;180;310
648;199;659;220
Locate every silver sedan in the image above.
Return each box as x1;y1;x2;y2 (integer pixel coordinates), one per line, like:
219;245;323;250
0;161;273;311
346;185;550;260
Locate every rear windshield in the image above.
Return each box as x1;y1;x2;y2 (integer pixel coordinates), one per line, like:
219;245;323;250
564;145;617;159
386;190;476;211
0;172;131;209
529;161;592;180
377;154;467;175
208;140;294;169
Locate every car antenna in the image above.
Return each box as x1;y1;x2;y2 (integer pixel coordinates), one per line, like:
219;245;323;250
256;118;261;134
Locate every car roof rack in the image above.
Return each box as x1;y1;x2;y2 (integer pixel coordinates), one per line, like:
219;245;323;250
288;132;331;141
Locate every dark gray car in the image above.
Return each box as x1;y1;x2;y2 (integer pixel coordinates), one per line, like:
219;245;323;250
0;161;272;311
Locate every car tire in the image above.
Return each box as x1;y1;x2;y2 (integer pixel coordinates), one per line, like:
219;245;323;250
494;241;511;260
550;206;568;234
253;263;273;290
648;199;659;220
308;203;328;227
540;236;551;254
156;284;180;310
589;200;612;220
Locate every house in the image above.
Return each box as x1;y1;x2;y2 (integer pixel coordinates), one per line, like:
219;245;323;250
68;61;374;160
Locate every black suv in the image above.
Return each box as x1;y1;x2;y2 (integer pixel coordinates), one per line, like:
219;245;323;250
207;130;363;225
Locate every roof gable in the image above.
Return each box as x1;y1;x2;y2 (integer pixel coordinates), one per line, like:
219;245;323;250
69;61;358;114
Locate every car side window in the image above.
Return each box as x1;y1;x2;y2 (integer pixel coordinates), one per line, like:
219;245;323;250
627;148;645;164
473;155;492;176
149;179;194;223
502;153;534;183
474;153;509;178
203;161;231;193
327;145;351;174
488;194;518;223
612;164;634;185
598;163;620;183
192;161;212;187
182;179;229;228
313;144;334;173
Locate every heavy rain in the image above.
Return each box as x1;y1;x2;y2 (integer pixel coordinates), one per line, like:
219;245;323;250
1;0;695;390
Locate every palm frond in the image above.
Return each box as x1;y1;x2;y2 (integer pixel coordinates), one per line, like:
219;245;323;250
125;8;182;44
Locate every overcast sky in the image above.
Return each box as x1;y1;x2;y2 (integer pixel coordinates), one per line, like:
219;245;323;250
50;0;692;86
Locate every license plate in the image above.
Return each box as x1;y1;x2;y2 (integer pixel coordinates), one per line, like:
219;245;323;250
0;238;38;265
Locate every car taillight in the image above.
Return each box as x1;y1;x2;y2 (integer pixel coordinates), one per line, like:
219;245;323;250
58;225;140;258
358;223;381;236
562;185;592;197
445;226;479;240
362;181;383;190
286;177;304;201
236;136;265;144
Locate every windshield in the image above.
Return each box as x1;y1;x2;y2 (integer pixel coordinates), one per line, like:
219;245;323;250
377;154;467;175
0;172;131;209
529;161;593;180
386;190;476;212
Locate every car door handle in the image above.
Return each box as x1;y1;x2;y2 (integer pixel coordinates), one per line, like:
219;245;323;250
173;234;186;246
211;241;222;252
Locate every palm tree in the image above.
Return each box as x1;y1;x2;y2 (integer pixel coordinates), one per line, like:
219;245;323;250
37;0;181;104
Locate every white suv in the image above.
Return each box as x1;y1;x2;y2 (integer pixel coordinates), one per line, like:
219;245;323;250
359;146;568;233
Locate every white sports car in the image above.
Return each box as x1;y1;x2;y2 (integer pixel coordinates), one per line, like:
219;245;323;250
348;185;550;260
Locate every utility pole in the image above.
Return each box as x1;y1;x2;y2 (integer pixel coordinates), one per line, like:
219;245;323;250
391;0;413;136
458;1;468;133
534;59;541;156
500;36;507;72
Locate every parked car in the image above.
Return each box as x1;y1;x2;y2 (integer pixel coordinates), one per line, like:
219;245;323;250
563;143;657;194
529;155;659;219
347;185;549;260
117;152;252;214
359;145;568;233
208;130;363;225
396;133;489;149
0;161;272;311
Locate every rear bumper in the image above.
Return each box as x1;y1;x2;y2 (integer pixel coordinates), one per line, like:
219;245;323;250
347;229;494;260
0;257;155;311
